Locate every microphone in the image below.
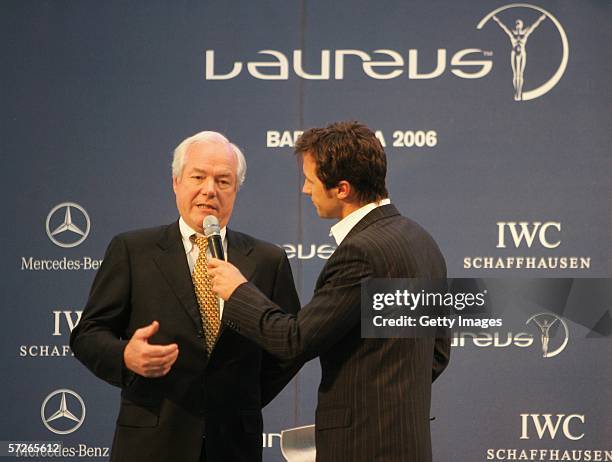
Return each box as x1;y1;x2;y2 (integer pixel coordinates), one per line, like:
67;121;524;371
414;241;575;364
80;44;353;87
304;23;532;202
203;215;224;260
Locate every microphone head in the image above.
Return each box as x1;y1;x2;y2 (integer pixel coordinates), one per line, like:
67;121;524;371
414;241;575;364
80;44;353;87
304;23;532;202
203;215;221;237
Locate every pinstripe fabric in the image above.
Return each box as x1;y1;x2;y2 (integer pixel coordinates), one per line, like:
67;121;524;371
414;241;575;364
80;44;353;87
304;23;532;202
224;205;450;462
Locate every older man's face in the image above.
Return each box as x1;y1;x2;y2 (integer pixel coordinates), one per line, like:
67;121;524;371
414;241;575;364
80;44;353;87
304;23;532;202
173;140;238;232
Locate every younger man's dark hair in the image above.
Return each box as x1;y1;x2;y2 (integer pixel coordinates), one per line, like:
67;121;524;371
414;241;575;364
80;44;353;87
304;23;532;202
295;121;388;203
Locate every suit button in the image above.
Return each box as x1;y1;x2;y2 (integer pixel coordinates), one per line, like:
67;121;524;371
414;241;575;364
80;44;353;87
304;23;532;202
197;330;204;338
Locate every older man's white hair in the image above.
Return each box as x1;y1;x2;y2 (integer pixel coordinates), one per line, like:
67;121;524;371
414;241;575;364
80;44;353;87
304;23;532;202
172;131;247;187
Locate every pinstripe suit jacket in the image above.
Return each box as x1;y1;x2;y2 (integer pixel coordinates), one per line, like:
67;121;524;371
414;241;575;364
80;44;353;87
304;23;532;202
224;204;450;461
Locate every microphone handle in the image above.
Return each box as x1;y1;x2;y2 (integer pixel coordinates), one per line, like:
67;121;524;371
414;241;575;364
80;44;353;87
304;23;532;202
208;234;225;260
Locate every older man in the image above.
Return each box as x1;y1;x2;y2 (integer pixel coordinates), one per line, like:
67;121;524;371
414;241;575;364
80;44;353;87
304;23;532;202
70;131;300;462
210;121;450;462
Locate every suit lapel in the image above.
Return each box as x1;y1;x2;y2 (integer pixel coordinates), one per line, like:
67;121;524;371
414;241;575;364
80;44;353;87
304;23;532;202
153;222;203;333
315;204;400;289
341;204;400;243
211;228;256;341
226;228;256;281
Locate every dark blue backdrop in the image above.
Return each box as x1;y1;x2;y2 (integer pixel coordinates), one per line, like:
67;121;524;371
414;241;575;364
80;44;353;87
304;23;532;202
2;1;610;460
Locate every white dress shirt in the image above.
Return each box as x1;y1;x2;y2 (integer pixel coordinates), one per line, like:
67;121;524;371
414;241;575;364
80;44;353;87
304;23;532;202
178;217;228;317
329;198;391;246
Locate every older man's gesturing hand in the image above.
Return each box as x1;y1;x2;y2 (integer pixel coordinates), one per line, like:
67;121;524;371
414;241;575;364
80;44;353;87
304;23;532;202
123;321;179;378
208;258;248;301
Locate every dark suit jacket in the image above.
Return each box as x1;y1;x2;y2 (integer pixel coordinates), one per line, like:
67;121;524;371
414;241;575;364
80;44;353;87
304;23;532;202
223;205;450;462
70;221;300;462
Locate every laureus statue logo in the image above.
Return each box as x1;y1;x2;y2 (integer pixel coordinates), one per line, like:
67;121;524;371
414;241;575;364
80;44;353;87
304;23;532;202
477;3;569;101
526;313;569;358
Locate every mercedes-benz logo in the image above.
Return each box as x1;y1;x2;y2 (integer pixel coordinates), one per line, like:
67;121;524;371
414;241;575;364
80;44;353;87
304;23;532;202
41;389;86;435
45;202;91;248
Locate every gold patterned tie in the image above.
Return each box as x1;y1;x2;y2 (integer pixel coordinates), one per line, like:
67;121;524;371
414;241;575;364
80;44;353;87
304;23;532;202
191;235;220;355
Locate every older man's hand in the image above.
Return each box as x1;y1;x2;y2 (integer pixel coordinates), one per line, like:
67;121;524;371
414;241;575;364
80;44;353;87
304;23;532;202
208;258;248;300
123;321;179;378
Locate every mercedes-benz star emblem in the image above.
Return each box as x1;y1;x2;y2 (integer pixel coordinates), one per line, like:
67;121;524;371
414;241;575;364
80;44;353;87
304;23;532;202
41;388;86;435
45;202;91;248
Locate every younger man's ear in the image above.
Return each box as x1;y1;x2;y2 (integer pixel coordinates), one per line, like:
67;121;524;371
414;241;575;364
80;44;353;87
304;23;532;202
335;180;352;200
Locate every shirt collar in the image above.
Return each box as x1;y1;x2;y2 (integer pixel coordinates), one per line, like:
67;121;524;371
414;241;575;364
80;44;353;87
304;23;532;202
329;198;391;246
178;217;227;253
